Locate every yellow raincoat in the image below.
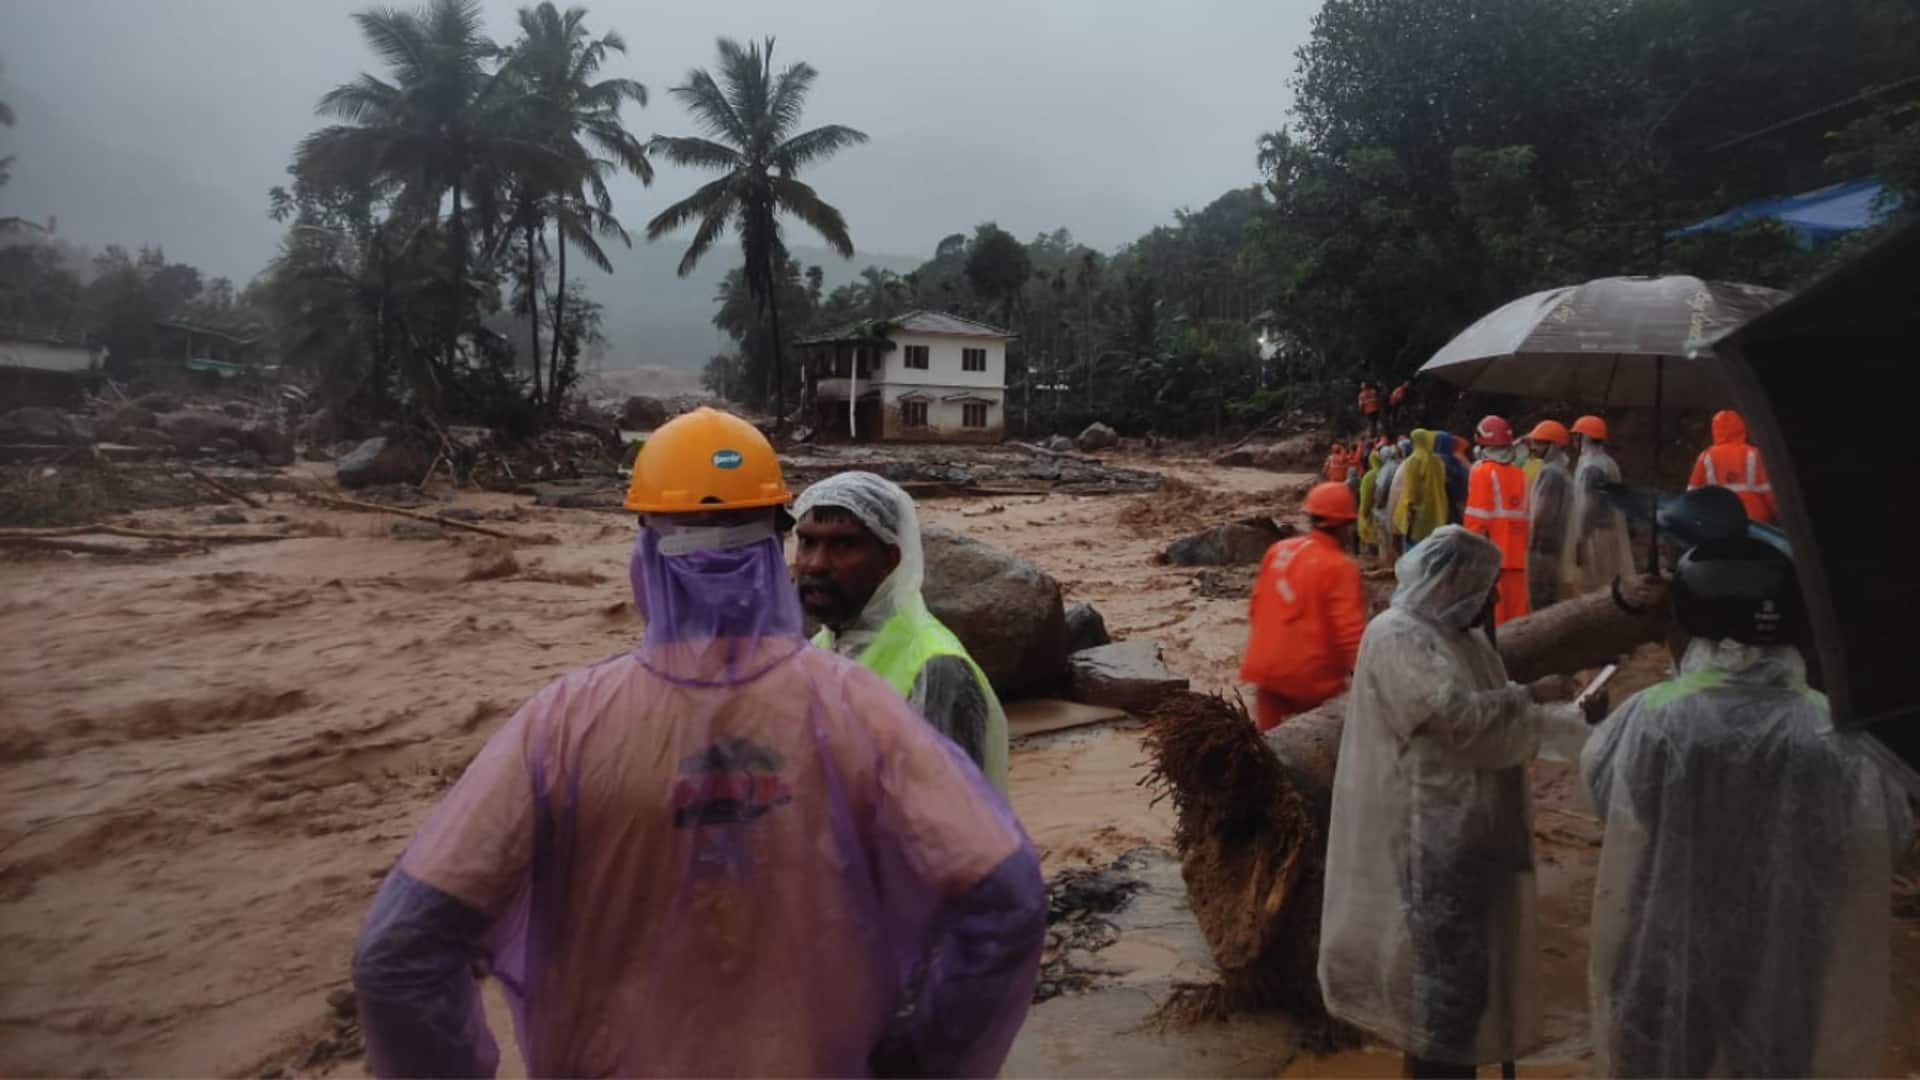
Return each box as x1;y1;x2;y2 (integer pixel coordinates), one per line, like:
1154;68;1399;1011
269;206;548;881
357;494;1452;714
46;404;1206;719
1393;429;1450;544
1355;449;1384;546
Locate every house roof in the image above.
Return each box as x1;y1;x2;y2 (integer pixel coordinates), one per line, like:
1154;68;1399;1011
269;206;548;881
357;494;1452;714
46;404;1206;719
798;309;1016;345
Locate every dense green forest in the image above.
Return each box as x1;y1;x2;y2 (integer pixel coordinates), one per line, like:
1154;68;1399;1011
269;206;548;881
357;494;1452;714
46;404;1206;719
708;0;1920;438
5;0;1917;442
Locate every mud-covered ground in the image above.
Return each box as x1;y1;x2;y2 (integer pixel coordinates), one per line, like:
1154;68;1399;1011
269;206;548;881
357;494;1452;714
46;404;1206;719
1;453;1914;1077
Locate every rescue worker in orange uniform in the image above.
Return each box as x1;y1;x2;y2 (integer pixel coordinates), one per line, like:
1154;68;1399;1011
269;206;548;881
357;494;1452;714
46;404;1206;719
1358;382;1382;437
1241;482;1369;732
1688;409;1777;524
1464;415;1532;627
1387;380;1411;429
1324;441;1352;483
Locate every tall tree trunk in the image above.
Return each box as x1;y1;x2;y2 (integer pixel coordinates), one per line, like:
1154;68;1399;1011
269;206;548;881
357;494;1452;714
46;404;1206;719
768;285;788;442
1084;291;1095;414
525;208;543;406
448;179;465;383
548;231;567;418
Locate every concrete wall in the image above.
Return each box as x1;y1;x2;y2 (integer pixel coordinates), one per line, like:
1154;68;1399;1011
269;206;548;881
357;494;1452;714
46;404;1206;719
0;339;95;373
879;331;1005;389
877;384;1005;442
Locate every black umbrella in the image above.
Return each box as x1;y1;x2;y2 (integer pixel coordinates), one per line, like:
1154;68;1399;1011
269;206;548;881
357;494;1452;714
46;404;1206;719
1705;221;1920;778
1421;275;1791;570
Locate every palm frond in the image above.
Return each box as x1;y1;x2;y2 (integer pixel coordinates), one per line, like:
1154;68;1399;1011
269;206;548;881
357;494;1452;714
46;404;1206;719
670;68;750;146
770;175;854;257
767;60;819;140
352;7;428;83
677;208;733;278
645;176;739;242
773;124;868;176
649;135;743;173
558;213;615;273
316;74;402;123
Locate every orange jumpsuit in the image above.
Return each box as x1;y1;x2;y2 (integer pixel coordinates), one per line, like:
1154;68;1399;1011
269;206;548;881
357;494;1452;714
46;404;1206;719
1688;411;1777;524
1241;528;1368;731
1464;458;1531;626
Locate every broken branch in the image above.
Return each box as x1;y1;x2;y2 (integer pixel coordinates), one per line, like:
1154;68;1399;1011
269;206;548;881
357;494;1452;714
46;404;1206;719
295;490;519;540
185;467;265;509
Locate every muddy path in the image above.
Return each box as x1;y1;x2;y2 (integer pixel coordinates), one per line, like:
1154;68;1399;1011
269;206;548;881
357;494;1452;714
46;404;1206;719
1;453;1913;1077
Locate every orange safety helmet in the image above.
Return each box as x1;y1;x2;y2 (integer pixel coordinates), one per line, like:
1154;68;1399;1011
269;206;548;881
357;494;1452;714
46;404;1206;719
1524;419;1570;446
1572;415;1610;441
623;406;793;513
1474;415;1514;447
1303;481;1358;523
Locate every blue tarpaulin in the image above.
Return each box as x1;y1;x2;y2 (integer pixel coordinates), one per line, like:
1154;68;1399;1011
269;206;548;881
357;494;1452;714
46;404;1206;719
1667;178;1899;246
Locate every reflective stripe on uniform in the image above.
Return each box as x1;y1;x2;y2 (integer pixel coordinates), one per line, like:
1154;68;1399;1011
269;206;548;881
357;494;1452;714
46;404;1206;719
1704;447;1771;493
1484;467;1529;520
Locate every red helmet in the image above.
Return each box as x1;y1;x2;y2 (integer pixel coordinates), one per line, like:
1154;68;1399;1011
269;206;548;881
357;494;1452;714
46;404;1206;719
1303;481;1357;523
1475;415;1514;448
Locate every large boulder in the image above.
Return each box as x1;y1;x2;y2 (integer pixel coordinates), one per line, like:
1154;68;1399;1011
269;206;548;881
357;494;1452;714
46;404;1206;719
1044;434;1074;453
1240;433;1323;474
1160;518;1294;567
107;404;159;435
620;395;670;430
1074;422;1118;452
240;423;296;467
157;409;246;453
335;436;431;490
1065;602;1111;654
921;526;1071;699
1070;641;1190;712
0;406;86;445
134;392;182;413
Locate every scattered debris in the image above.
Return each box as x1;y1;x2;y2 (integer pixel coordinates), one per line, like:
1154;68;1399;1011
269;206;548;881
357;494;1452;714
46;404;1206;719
922;527;1071;699
295;490;527;542
184;466;264;509
335;437;432;491
620;395;670;430
1070;641;1190;712
1118;477;1285;538
1065;601;1111;653
1074;422;1119;452
1037;850;1150;1002
1191;565;1258;600
1159;519;1293;567
1043;435;1074;453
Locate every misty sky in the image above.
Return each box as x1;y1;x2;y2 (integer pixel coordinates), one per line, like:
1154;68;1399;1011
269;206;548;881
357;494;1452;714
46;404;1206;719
0;0;1313;280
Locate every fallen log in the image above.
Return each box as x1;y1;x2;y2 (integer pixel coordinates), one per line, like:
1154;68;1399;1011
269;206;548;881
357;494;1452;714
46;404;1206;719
1143;580;1670;1029
295;490;520;540
184;467;265;509
0;524;295;543
0;536;192;556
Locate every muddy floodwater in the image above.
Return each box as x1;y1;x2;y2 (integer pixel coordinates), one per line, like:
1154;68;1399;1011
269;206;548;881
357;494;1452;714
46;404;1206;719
2;454;1915;1077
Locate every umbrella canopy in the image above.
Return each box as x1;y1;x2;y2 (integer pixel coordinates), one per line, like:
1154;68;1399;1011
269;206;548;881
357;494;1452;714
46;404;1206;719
1706;221;1920;778
1420;275;1789;408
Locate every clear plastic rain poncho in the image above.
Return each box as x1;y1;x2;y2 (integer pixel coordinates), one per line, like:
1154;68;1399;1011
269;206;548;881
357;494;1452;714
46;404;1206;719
1526;446;1573;611
1566;440;1633;591
1319;526;1587;1066
1581;639;1913;1078
1370;445;1402;562
795;471;1009;791
351;510;1045;1077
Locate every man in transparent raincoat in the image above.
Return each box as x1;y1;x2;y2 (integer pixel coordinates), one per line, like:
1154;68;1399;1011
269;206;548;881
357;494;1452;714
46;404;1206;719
1581;536;1912;1077
1318;526;1594;1077
794;471;1008;793
350;408;1045;1078
1565;415;1633;591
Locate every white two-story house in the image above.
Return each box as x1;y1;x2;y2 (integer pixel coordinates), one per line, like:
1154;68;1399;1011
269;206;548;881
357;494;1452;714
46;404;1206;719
797;310;1012;443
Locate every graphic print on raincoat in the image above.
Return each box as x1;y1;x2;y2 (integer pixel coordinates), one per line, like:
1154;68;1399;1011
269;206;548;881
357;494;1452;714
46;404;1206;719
350;523;1044;1078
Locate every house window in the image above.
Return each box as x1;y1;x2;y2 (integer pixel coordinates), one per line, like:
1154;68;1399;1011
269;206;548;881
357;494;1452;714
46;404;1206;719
962;347;987;372
903;399;929;427
962;402;989;428
904;345;930;369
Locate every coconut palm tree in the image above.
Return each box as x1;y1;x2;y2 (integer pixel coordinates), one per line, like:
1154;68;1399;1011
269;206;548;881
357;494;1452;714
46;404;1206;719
297;0;549;382
647;36;867;436
508;2;651;412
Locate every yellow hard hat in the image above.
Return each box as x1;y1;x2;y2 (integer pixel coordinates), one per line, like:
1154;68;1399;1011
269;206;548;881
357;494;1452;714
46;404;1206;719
623;407;792;513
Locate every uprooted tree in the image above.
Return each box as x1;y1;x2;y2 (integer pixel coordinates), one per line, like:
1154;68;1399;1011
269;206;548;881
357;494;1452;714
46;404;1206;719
1143;575;1671;1032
